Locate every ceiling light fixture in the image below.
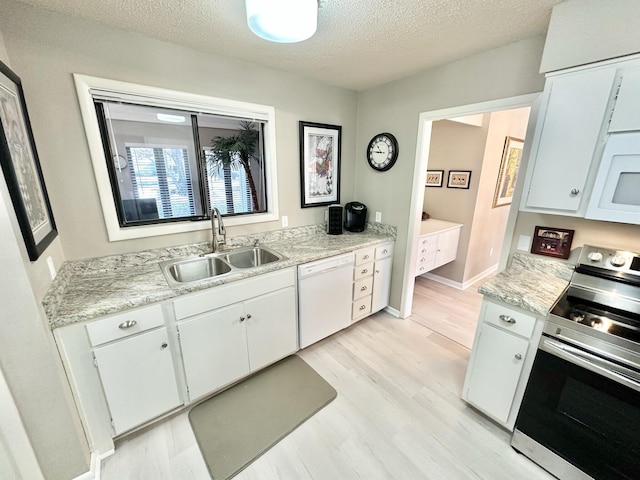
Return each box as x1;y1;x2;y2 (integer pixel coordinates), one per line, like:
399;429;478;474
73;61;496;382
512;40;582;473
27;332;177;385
245;0;318;43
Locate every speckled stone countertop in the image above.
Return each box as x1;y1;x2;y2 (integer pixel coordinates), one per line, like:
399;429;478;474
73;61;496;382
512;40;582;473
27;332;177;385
43;223;396;329
478;252;575;317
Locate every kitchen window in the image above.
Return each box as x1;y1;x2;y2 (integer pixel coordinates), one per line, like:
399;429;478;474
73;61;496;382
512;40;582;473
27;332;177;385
74;74;279;241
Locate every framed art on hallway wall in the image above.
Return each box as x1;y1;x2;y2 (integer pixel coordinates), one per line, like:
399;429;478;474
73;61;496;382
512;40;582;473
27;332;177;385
493;136;524;208
0;60;57;261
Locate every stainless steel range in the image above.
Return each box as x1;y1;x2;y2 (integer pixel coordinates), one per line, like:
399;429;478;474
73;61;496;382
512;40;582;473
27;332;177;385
512;245;640;480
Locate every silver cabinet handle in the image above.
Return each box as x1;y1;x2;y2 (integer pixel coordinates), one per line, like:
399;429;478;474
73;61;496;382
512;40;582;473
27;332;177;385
161;342;168;349
499;315;516;324
361;268;369;274
118;320;137;329
246;314;252;319
359;305;366;311
514;353;522;360
421;249;427;254
360;286;367;292
240;316;246;322
570;188;580;196
382;249;388;254
363;254;370;260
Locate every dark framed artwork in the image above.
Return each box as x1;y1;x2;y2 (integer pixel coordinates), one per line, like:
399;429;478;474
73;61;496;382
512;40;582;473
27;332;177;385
530;226;575;260
0;60;57;260
299;121;341;208
425;169;444;187
493;136;524;208
447;170;472;189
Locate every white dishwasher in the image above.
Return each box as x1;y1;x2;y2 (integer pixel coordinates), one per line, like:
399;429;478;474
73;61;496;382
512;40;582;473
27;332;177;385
298;252;354;348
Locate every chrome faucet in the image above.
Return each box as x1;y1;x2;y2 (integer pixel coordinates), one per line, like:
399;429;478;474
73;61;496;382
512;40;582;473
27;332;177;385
210;207;226;253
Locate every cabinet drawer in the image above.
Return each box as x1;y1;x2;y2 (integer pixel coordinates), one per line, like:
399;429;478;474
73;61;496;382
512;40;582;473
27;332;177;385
354;262;374;280
375;244;393;260
352;296;372;320
483;302;536;339
355;248;375;266
353;276;373;300
86;304;165;347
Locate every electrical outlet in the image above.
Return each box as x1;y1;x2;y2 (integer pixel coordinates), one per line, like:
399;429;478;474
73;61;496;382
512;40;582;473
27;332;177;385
281;215;288;228
375;211;382;222
517;235;531;252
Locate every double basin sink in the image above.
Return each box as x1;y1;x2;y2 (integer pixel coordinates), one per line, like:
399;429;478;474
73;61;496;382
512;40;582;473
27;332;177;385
160;245;286;288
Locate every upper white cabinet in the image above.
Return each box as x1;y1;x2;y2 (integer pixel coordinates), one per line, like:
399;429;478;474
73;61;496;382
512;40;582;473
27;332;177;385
609;68;640;133
520;65;618;215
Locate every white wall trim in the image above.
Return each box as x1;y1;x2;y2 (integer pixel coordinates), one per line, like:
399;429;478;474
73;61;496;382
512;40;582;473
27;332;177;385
399;93;540;319
72;74;280;242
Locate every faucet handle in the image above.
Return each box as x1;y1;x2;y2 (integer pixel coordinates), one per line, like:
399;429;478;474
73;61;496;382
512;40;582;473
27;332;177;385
253;238;260;247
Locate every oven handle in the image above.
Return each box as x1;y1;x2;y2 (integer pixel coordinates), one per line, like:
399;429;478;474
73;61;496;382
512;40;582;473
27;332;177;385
540;337;640;393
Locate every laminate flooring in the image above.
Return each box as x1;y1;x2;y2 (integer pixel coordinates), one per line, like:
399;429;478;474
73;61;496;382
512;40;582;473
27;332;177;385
411;276;487;349
100;309;554;480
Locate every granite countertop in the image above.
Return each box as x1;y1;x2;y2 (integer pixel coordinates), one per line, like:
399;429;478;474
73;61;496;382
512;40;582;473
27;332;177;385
478;252;575;317
43;223;396;329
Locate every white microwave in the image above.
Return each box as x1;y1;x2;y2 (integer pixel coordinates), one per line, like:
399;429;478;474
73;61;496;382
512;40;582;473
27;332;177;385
586;132;640;224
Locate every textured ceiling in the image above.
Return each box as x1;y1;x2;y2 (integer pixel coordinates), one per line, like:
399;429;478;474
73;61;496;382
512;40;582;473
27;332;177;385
15;0;564;91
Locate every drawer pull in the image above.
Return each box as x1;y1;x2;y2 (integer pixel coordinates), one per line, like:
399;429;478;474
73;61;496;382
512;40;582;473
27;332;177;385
240;316;246;322
359;305;366;311
118;320;137;329
161;342;168;349
361;268;369;274
382;249;388;254
514;353;522;360
360;286;368;292
499;315;516;324
363;254;370;260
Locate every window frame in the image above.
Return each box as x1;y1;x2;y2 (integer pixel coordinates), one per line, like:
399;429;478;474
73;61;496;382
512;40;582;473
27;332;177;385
74;74;279;242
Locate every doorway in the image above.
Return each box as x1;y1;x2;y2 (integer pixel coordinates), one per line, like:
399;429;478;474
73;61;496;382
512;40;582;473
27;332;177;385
399;94;541;347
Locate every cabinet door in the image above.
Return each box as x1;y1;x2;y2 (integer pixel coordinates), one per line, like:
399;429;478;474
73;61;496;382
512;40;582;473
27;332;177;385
523;67;617;213
93;328;182;435
246;287;297;372
609;69;640;132
371;256;392;313
178;303;249;401
465;323;528;424
435;228;460;268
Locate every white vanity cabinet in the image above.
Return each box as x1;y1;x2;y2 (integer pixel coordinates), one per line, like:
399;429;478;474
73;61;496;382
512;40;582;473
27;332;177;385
462;299;544;431
414;220;461;276
352;242;393;322
174;268;297;402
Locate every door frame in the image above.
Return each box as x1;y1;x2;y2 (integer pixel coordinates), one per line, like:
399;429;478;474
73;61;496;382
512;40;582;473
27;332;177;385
399;93;541;318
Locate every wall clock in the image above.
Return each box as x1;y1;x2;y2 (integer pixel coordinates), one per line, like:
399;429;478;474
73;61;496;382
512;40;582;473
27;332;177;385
367;132;398;171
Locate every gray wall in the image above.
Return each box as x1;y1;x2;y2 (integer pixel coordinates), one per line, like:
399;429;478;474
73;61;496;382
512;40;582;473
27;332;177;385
355;36;547;310
0;25;90;480
0;0;358;260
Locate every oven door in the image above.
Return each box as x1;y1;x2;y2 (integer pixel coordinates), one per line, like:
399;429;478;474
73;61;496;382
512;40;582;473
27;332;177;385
512;336;640;480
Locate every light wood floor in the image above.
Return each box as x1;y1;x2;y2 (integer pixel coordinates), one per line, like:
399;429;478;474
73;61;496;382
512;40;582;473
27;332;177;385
100;303;554;479
411;275;487;349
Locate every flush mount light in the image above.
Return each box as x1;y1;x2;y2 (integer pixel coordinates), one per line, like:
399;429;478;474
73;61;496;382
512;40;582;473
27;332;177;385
245;0;318;43
156;113;186;123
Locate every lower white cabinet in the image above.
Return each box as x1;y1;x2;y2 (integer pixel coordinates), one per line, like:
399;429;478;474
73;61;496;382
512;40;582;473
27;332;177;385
175;268;297;402
462;298;543;431
93;327;182;435
352;242;393;322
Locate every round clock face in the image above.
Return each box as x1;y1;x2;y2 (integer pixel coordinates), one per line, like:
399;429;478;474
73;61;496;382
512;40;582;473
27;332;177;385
367;133;398;171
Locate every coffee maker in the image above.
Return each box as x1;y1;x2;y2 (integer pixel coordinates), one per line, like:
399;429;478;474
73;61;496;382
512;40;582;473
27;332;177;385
344;202;367;232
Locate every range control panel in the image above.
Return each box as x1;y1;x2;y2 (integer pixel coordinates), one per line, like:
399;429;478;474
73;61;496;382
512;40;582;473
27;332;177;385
578;245;640;276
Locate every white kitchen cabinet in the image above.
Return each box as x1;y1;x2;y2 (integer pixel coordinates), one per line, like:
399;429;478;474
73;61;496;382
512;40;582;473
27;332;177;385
175;268;297;402
609;67;640;133
414;221;461;276
93;327;182;435
462;299;544;431
520;65;618;215
352;242;393;322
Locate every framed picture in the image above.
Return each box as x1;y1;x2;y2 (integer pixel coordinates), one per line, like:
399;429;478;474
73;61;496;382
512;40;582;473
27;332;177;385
493;136;524;208
299;121;341;208
530;226;575;260
0;60;57;261
425;169;444;187
447;170;472;189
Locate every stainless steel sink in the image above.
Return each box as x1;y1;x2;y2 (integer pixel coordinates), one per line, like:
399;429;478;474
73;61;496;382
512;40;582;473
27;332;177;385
159;245;286;287
160;256;232;286
222;246;283;269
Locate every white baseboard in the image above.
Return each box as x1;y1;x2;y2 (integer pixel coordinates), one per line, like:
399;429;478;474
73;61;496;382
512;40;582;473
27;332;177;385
421;263;498;291
383;305;400;318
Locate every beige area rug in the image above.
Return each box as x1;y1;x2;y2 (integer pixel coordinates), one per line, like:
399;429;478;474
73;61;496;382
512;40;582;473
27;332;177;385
188;355;337;479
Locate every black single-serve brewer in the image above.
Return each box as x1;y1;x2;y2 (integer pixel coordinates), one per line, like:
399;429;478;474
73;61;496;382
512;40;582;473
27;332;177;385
344;202;367;232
